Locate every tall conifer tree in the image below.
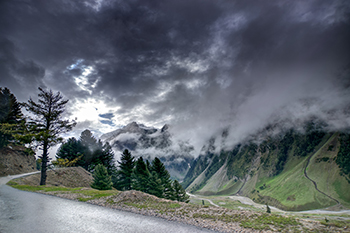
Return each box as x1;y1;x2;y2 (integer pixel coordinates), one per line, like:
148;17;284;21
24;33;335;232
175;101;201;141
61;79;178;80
24;87;76;185
0;87;24;124
79;129;97;167
150;157;172;198
171;180;189;203
0;87;25;148
115;149;135;190
100;142;116;174
56;137;86;167
133;157;150;192
147;170;163;198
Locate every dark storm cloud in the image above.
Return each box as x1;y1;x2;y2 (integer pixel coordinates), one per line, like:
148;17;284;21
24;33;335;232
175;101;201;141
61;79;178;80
0;37;46;100
0;0;350;153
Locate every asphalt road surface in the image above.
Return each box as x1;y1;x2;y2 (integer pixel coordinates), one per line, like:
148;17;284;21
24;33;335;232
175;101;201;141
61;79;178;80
0;173;216;233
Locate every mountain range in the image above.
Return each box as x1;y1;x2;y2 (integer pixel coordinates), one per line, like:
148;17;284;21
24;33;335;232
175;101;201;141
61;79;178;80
101;121;350;211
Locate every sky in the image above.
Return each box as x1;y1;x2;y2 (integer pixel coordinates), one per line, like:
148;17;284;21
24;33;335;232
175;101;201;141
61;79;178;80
1;0;350;155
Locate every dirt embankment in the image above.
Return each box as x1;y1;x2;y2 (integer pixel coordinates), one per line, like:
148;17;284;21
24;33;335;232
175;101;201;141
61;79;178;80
14;167;93;187
0;145;36;176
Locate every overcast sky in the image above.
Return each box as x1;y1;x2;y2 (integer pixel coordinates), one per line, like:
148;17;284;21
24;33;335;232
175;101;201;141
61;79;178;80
1;0;350;153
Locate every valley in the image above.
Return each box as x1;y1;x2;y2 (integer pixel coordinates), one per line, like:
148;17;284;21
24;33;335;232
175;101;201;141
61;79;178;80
182;127;350;212
98;121;350;212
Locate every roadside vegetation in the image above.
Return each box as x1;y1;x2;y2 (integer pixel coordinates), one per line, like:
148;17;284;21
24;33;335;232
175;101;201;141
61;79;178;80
7;169;350;233
6;178;308;232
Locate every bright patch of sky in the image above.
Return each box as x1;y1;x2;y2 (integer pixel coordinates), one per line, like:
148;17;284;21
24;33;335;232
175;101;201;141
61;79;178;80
84;0;104;11
72;97;120;135
185;78;206;90
67;59;101;94
152;81;173;101
172;56;209;73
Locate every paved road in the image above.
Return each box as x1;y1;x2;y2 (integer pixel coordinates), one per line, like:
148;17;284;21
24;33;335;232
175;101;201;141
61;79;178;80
0;174;216;233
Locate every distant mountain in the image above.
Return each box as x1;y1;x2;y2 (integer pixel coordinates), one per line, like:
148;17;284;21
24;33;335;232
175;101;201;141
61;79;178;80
182;123;350;211
101;121;350;211
100;122;194;181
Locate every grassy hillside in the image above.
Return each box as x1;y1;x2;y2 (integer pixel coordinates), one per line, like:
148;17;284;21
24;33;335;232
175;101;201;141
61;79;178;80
184;128;350;211
307;133;350;207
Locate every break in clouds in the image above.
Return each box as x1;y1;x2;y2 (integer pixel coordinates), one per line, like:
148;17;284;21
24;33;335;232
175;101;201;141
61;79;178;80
0;0;350;154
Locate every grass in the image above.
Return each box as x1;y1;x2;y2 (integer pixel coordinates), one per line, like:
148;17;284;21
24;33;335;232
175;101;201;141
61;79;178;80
214;199;259;211
124;200;181;211
74;189;118;201
241;214;300;231
7;181;82;192
251;133;350;211
320;218;350;228
307;135;350;207
252;151;335;210
7;181;118;202
194;133;350;211
192;212;301;231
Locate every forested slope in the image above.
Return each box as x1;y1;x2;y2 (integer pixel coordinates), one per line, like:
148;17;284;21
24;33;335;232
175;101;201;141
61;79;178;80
183;126;350;211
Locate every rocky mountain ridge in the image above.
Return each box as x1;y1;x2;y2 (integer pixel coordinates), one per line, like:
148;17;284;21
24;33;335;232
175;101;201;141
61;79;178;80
100;121;350;211
100;122;194;180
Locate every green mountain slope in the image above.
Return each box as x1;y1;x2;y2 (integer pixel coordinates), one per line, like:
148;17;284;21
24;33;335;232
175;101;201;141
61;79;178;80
183;129;350;211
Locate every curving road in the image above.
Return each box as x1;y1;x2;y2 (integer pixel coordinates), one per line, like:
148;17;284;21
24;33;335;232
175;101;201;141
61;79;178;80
0;173;216;233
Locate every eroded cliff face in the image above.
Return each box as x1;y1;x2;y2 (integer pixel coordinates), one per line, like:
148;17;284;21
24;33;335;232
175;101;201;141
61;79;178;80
0;145;36;176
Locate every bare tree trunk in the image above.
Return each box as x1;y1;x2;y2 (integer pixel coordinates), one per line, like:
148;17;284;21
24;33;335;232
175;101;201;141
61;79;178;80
40;141;48;185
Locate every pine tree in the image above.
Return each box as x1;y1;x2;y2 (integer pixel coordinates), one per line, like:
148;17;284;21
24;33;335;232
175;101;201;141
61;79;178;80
150;157;172;199
0;87;25;148
147;171;164;198
91;164;112;190
133;157;150;193
80;129;98;150
79;129;97;168
172;180;189;203
0;87;24;124
100;142;116;174
88;139;104;171
56;137;86;167
24;87;76;185
114;149;135;190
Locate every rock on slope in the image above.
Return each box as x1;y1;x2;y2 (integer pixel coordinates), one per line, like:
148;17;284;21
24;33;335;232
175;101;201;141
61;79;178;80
0;145;36;176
